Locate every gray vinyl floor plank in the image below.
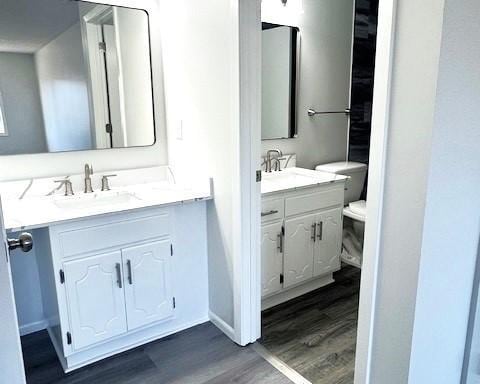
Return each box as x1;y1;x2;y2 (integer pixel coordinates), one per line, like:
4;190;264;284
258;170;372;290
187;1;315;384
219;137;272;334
260;266;361;384
145;323;262;384
22;322;292;384
203;355;293;384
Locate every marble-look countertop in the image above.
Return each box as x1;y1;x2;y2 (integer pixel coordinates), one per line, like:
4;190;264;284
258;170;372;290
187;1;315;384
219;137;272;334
0;166;212;232
261;167;348;196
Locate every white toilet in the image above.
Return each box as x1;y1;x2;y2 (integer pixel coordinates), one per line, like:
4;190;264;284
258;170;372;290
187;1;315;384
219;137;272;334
315;162;368;268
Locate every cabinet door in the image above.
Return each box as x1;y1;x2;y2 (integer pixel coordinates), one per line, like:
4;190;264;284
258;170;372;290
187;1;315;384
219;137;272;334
314;208;342;276
284;213;316;288
122;240;174;331
64;251;127;350
261;222;283;297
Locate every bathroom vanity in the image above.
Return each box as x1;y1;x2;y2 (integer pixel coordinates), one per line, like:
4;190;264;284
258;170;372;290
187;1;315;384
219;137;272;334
261;167;347;309
1;167;212;372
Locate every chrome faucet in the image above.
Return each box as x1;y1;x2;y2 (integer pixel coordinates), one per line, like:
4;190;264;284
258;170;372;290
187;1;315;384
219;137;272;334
84;164;94;193
265;149;283;173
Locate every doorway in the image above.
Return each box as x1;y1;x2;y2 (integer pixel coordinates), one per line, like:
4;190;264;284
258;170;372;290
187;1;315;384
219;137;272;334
238;0;398;383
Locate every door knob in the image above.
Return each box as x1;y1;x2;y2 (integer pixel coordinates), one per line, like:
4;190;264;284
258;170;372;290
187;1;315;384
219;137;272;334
8;233;33;252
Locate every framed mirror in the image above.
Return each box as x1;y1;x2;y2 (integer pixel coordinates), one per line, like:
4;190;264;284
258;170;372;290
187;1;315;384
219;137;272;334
262;22;299;140
0;0;155;156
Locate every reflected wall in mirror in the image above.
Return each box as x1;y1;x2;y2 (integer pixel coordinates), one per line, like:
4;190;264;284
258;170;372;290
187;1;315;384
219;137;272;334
262;23;299;140
0;0;155;156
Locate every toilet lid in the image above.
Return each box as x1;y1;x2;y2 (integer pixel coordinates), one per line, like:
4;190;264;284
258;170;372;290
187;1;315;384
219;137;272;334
349;200;366;218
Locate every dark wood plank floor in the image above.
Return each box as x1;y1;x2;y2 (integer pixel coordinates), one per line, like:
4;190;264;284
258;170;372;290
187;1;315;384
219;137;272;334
260;266;361;384
22;322;293;384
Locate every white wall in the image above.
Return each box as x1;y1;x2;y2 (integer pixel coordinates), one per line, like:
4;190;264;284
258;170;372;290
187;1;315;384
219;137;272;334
261;0;353;169
361;0;446;382
0;53;47;155
408;0;480;382
161;0;239;329
36;23;92;152
0;0;167;182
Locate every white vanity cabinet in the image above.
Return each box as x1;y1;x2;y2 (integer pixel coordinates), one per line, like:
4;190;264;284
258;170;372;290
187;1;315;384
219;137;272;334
122;240;174;331
283;213;316;288
62;240;174;351
261;182;345;307
63;250;129;350
261;221;284;297
33;203;209;372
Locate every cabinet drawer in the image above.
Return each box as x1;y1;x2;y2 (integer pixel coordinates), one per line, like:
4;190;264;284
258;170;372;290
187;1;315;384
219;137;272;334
57;212;171;258
285;188;343;217
261;199;284;223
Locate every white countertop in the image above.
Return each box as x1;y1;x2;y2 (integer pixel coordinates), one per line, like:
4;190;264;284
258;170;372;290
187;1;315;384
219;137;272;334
261;167;348;196
0;166;212;232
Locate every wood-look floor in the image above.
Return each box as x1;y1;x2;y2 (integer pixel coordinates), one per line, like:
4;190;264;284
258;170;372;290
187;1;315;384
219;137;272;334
260;266;361;384
22;322;293;384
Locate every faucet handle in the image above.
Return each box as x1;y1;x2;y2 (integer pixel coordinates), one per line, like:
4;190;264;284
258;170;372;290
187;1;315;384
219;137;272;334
101;174;117;191
53;177;74;196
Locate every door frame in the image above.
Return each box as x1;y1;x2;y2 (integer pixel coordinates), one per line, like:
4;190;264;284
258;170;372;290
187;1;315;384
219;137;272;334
237;1;399;383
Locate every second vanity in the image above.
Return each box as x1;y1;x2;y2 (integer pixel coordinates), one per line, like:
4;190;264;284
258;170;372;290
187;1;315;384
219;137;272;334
2;166;211;372
261;167;348;309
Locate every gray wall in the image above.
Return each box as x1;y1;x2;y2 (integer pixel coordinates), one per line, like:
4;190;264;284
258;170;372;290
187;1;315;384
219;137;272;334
261;0;354;169
10;242;45;335
0;53;47;155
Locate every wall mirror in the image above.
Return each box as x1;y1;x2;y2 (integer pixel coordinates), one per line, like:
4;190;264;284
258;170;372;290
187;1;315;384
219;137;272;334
0;0;155;156
262;23;299;140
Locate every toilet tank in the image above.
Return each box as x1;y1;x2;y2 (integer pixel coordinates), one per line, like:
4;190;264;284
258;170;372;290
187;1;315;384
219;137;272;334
315;162;368;204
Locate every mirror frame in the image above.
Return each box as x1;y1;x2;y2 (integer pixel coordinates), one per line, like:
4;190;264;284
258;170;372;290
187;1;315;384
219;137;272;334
261;22;300;140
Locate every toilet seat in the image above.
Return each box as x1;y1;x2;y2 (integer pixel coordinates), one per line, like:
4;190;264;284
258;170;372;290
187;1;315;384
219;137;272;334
343;200;366;222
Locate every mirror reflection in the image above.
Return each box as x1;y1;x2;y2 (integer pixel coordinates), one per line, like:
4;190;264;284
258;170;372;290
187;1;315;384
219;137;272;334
0;0;155;156
262;23;299;140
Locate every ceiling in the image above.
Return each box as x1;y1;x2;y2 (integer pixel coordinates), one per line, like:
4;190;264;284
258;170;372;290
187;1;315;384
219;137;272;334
0;0;80;54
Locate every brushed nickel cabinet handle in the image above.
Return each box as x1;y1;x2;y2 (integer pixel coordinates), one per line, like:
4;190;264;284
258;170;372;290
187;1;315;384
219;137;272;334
317;222;323;241
115;263;123;289
261;210;279;217
127;260;133;285
277;233;284;253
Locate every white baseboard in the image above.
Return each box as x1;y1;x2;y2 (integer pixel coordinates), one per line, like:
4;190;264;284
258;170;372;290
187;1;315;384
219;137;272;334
209;310;235;341
19;320;48;336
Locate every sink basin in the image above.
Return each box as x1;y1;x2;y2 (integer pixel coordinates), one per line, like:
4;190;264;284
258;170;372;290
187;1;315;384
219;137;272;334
53;191;138;210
